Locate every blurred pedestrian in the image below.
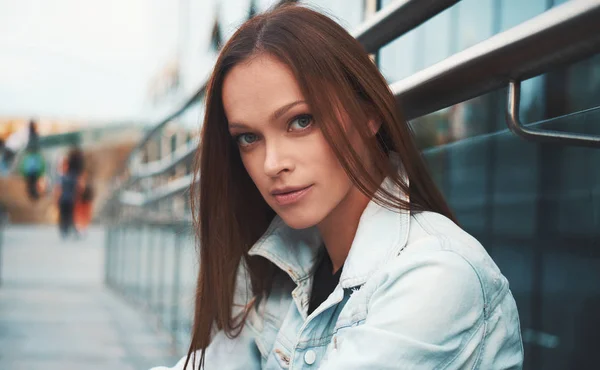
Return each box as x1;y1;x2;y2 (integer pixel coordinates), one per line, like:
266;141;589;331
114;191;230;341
55;147;85;239
18;121;45;200
74;174;94;236
26;119;39;150
19;148;45;200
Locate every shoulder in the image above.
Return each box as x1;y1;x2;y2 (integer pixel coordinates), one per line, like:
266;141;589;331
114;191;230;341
340;220;490;350
371;211;509;318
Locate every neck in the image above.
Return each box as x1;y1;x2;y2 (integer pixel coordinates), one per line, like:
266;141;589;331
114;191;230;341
317;185;371;273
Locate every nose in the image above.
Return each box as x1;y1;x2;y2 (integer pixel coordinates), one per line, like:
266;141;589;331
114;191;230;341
263;140;294;177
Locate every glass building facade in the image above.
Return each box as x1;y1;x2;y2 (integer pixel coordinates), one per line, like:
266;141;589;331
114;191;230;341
374;1;600;370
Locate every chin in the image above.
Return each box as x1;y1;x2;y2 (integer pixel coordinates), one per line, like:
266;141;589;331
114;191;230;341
277;208;324;230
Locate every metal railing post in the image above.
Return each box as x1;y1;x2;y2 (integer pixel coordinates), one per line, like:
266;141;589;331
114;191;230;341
156;226;167;317
134;223;143;301
170;231;183;339
104;226;112;286
145;224;155;303
119;226;127;293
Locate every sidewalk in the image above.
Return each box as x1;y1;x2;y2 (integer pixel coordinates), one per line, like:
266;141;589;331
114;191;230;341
0;225;181;370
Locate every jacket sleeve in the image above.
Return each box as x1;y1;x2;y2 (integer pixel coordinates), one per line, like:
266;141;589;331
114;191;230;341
149;323;261;370
150;262;262;370
320;248;489;370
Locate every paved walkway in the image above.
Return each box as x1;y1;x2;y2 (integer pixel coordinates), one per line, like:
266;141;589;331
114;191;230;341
0;225;180;370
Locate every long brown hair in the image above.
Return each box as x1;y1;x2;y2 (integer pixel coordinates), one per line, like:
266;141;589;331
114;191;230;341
187;4;455;369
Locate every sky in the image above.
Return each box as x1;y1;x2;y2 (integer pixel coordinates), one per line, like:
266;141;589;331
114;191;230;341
0;0;360;126
0;0;174;123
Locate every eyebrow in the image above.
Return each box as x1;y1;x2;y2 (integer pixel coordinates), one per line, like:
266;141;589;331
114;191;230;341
228;100;306;130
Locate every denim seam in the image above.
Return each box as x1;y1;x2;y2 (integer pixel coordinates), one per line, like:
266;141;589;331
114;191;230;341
471;318;487;370
436;316;486;370
332;318;366;333
511;290;526;358
296;331;336;348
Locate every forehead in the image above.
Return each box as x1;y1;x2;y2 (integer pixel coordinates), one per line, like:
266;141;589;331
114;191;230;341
222;54;305;123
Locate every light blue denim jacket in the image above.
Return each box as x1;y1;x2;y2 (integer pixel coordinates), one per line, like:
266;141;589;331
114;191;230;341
152;177;523;370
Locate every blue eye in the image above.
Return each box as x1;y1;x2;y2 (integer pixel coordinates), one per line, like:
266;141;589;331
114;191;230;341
289;115;313;131
236;133;258;146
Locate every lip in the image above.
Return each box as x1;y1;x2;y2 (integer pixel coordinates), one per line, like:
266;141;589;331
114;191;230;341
271;185;313;206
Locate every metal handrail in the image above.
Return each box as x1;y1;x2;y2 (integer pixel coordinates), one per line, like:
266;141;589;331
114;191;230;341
129;139;198;180
353;0;459;53
115;0;600;210
119;173;193;207
99;82;205;217
391;0;600;120
123;83;207;177
506;80;600;147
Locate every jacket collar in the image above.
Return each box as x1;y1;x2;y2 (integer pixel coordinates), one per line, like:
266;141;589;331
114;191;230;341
247;216;323;284
248;156;410;288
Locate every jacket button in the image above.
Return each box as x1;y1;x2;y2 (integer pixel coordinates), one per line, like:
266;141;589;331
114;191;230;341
304;350;316;365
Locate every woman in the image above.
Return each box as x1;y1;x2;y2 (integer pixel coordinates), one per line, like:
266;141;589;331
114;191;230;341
153;4;523;370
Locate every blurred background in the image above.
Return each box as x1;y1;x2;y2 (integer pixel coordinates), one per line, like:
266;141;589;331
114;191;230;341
0;0;598;369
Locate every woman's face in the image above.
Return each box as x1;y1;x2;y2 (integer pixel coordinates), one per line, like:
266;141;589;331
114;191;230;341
222;54;357;229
